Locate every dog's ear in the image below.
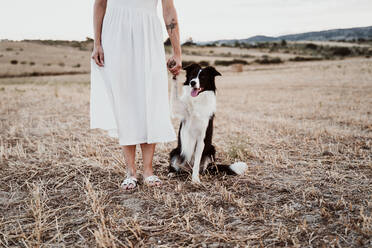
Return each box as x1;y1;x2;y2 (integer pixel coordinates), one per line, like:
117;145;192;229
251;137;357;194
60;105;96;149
183;63;201;74
204;66;222;77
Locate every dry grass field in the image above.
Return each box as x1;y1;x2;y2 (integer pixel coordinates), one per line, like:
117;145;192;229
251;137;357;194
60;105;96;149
0;41;371;247
0;41;91;78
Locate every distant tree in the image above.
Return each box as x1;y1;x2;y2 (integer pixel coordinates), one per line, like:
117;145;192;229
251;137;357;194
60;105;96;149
182;37;196;46
281;39;287;47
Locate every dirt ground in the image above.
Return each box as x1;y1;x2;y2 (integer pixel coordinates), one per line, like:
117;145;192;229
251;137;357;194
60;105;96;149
0;42;371;247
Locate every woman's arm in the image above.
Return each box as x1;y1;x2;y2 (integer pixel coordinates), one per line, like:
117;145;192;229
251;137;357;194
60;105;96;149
91;0;107;67
162;0;182;76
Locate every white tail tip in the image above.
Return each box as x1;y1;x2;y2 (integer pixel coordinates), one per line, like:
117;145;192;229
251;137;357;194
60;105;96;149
229;162;248;175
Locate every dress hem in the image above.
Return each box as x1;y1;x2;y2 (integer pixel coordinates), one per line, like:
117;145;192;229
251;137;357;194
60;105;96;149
90;127;177;146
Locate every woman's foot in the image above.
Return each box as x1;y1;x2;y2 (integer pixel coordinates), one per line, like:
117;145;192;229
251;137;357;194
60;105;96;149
143;175;162;187
121;177;138;191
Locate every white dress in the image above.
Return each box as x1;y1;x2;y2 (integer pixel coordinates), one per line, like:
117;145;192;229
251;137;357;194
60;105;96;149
90;0;177;146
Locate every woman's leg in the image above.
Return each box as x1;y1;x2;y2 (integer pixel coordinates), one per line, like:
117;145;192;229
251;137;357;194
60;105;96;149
121;145;137;189
140;143;161;186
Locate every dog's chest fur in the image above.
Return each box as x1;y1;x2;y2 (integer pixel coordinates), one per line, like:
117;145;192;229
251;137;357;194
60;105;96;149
179;86;216;162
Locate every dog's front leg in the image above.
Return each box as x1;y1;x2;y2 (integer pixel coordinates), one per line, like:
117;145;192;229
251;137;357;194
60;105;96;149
192;138;205;184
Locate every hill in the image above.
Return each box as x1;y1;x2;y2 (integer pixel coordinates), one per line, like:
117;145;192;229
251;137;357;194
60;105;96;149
198;26;372;46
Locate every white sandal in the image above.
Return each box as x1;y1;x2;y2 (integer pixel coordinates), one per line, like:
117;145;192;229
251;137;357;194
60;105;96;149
144;175;162;187
121;177;138;191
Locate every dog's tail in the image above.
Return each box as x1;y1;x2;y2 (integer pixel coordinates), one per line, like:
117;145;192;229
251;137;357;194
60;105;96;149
208;161;248;175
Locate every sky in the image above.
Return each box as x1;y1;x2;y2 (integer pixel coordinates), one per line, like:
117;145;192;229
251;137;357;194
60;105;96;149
1;0;371;42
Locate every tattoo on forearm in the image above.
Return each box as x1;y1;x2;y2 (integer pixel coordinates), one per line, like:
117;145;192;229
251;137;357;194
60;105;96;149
166;19;177;34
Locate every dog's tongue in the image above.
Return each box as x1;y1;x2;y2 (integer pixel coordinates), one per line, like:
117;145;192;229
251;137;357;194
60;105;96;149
191;88;199;97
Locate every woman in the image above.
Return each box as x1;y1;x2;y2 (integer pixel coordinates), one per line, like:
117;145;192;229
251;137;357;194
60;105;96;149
90;0;182;191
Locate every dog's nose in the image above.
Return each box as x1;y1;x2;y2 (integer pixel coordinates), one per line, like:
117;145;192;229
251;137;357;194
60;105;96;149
190;81;196;87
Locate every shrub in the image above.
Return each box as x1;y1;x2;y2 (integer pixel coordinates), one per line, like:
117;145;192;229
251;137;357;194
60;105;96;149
182;60;210;67
233;41;241;47
20;61;27;65
305;43;318;50
6;48;13;51
10;60;18;65
58;62;65;67
191;51;201;56
322;54;334;60
29;61;35;66
331;47;352;56
214;59;248;66
255;55;283;64
199;61;210;66
205;43;217;47
289;56;323;62
182;41;196;47
256;42;270;49
241;54;254;58
182;60;196;67
73;63;81;68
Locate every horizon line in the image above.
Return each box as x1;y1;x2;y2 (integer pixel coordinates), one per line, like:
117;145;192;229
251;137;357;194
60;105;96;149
1;25;371;43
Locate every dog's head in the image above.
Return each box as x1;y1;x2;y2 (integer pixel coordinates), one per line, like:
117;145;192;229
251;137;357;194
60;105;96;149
183;63;221;97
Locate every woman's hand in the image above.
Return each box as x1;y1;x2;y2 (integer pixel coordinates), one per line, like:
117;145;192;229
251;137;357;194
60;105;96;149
92;0;107;67
92;44;105;67
167;54;182;76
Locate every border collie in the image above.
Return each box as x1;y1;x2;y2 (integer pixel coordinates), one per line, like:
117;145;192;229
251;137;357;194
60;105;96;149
169;63;248;184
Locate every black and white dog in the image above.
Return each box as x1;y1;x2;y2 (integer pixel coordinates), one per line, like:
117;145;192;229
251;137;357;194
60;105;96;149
169;63;248;184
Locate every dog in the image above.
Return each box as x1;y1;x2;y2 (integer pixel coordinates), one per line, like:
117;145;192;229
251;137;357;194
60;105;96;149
169;63;248;184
